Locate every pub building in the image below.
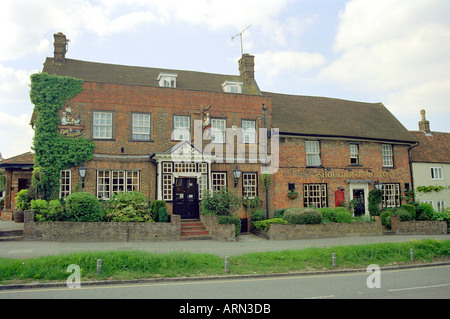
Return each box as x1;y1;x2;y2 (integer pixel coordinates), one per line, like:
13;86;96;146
24;33;417;230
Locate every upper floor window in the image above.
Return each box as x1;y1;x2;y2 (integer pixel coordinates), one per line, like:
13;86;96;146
132;113;151;141
349;143;359;165
305;141;321;166
242;120;256;144
158;73;177;88
221;81;243;94
431;167;443;180
172;115;190;141
93;111;113;139
381;144;393;167
211;118;226;143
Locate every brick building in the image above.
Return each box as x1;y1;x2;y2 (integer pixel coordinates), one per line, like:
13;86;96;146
29;32;417;228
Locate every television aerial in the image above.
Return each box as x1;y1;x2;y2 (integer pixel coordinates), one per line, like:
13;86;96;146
232;25;252;56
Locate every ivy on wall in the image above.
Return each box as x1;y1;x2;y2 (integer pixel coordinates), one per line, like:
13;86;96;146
416;185;449;193
30;72;95;200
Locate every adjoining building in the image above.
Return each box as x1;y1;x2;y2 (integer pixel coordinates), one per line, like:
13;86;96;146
410;110;450;212
26;32;418;229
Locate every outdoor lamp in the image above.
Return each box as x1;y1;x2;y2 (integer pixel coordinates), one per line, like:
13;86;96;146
78;164;87;189
232;166;242;188
374;181;382;191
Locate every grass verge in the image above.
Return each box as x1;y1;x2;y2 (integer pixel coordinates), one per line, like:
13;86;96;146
1;239;449;285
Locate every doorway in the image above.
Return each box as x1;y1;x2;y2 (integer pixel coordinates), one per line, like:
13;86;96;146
353;189;365;216
173;178;199;219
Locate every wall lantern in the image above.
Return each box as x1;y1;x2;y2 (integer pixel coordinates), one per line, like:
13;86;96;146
374;181;383;191
232;166;242;188
78;164;87;189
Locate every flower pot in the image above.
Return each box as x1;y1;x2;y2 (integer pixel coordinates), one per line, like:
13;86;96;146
288;192;298;200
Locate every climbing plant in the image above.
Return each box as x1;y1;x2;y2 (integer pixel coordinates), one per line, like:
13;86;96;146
30;72;94;200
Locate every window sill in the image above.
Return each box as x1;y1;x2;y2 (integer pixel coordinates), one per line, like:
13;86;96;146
92;138;116;141
128;139;154;143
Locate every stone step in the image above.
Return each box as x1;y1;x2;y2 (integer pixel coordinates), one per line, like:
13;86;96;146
0;236;23;242
0;230;23;238
180;219;211;240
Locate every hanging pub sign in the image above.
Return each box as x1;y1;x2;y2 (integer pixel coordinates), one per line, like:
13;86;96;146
58;107;84;137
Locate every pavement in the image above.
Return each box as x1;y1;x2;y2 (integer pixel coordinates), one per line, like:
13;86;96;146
1;221;449;259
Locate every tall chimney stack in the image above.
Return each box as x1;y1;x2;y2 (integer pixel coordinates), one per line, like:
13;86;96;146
53;32;69;66
419;109;431;134
239;54;255;83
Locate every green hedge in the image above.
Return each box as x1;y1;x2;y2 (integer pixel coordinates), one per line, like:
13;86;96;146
65;192;103;222
284;207;322;225
252;218;287;231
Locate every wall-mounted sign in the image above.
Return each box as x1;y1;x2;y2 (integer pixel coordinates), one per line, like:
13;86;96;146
318;170;393;179
58;107;83;137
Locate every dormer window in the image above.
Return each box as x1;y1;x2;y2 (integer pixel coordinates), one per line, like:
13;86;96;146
158;73;177;88
221;81;243;94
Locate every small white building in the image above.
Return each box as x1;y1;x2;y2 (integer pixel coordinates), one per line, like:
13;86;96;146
410;110;450;212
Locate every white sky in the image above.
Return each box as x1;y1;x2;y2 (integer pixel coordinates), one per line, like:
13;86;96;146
0;0;449;159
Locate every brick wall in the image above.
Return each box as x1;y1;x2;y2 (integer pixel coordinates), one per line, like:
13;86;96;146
391;215;447;235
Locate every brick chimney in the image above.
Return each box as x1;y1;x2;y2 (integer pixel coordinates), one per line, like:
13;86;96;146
53;32;69;66
239;54;255;83
419;109;431;134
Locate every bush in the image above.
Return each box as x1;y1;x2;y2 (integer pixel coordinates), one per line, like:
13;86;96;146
334;208;353;223
381;210;393;228
284;207;322;225
401;204;416;220
31;199;49;221
150;200;167;222
201;188;241;216
273;209;285;219
251;210;266;222
416;203;435;220
218;215;241;236
318;207;336;223
158;207;169;223
395;209;414;222
252;218;287;231
15;189;31;211
65;192;103;222
104;191;153;222
33;199;65;221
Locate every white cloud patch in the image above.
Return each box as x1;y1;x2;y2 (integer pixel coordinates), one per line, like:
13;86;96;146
0;112;34;159
319;0;450;128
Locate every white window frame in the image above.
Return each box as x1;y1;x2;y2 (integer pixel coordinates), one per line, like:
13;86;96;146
350;143;359;165
158;73;177;88
221;81;243;93
437;200;445;213
382;183;400;208
132;113;151;141
306;141;321;166
60;170;71;199
242;120;256;144
172;115;190;141
212;172;227;193
93;111;113;139
211;118;226;143
382;144;393;167
243;172;257;199
430;167;443;180
96;170;140;199
304;183;327;208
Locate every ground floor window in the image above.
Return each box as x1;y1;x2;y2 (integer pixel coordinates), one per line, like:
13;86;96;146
382;183;400;208
242;172;257;198
303;183;327;208
60;170;71;199
212;172;227;193
96;170;140;199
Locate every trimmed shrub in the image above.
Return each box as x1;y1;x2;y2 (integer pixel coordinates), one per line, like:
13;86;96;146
334;208;353;223
395;209;414;221
252;218;288;231
104;191;152;222
15;189;31;211
284;207;322;225
416;203;435;220
65;192;103;222
319;207;336;223
401;204;416;220
158;207;169;223
381;210;393;228
273;209;285;219
218;215;241;236
150;200;167;222
33;199;65;222
251;209;266;222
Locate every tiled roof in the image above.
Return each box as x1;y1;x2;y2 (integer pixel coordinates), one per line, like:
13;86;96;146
0;152;34;167
409;131;450;163
265;91;417;143
42;58;261;95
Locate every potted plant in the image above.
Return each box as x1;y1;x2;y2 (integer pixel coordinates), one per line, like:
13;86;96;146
287;189;299;200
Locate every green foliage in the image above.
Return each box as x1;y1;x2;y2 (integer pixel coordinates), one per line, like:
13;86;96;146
381;210;394;228
416;203;435;220
201;188;242;216
395;209;414;222
252;218;287;231
103;191;152;222
0;171;5;193
149;200;167;222
32;199;65;222
334;208;353;223
65;192;103;222
273;209;285;219
158;207;169;223
401;204;416;219
30;72;94;200
416;185;447;193
284;207;322;225
218;215;241;236
318;207;336;223
15;189;32;211
250;210;266;222
368;189;382;216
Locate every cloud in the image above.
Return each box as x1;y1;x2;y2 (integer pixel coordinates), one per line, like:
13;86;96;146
0;112;34;159
318;0;450;125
